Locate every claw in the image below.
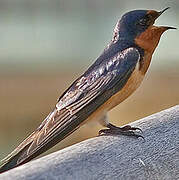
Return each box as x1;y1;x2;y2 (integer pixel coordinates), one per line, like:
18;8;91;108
120;125;143;133
98;123;144;139
135;127;143;133
134;133;145;140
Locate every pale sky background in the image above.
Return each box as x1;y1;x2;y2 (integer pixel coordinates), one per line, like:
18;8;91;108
0;0;178;70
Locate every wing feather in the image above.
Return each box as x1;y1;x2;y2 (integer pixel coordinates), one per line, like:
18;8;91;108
16;47;140;164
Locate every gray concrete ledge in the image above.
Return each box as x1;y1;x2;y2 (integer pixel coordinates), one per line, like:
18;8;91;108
0;105;179;180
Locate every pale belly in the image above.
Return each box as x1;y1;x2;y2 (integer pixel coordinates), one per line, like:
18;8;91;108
83;68;145;127
105;69;144;110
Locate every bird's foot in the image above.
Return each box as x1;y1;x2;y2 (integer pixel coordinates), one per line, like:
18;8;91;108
99;123;144;139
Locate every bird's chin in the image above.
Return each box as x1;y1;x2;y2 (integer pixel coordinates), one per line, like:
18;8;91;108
135;24;174;53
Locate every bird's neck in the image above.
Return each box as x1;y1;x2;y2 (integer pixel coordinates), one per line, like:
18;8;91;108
134;26;167;74
135;26;165;54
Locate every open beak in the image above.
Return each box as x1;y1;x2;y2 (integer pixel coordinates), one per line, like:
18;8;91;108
148;7;177;30
158;7;176;30
158;7;170;17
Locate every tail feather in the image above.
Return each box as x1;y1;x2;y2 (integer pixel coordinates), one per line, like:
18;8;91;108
0;94;91;173
0;115;80;173
0;132;36;173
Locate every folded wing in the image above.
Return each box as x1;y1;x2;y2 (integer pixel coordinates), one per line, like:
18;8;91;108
0;47;140;172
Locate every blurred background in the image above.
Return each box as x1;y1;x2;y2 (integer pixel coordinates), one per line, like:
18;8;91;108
0;0;179;160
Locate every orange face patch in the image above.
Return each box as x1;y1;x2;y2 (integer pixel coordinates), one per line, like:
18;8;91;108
135;25;169;74
135;25;167;53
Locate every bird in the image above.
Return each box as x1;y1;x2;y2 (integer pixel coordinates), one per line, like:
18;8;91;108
0;7;176;173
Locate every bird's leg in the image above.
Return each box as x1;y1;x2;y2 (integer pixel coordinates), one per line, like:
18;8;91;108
99;123;143;139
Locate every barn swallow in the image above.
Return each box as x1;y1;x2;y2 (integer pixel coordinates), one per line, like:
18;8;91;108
0;7;176;173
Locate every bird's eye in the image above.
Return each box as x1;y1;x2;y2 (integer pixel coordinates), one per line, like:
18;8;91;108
137;17;149;26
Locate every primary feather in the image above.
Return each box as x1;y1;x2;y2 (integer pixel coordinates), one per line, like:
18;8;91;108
0;47;140;173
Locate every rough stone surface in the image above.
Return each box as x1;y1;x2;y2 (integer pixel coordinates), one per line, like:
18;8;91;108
0;105;179;180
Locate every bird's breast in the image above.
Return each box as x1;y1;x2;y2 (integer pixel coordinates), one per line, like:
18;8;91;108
104;67;145;110
83;67;145;127
102;50;152;111
83;52;152;127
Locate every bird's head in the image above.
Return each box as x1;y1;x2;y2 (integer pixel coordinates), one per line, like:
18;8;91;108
114;8;176;53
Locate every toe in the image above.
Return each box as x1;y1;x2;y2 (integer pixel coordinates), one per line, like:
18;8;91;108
121;125;143;133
